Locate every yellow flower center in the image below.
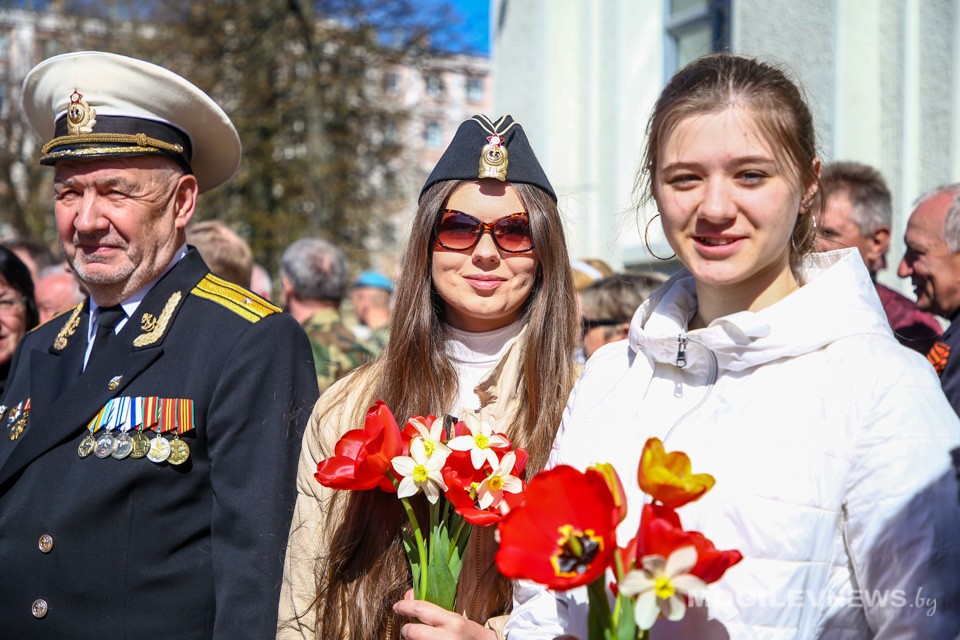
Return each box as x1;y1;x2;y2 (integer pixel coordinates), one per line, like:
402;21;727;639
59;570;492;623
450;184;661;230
475;434;489;449
655;576;676;600
413;464;429;483
487;474;504;491
423;439;435;457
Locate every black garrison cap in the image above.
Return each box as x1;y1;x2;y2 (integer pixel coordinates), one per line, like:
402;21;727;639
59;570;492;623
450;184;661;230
419;114;556;203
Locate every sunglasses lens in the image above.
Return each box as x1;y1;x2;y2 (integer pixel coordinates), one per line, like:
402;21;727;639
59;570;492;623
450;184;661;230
493;215;533;252
436;213;481;250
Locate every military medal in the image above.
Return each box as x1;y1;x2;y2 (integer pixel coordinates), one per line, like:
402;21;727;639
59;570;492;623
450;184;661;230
94;399;120;458
168;435;190;465
113;432;133;458
166;398;194;465
111;397;136;460
79;404;107;458
130;429;151;458
146;432;170;463
78;434;97;458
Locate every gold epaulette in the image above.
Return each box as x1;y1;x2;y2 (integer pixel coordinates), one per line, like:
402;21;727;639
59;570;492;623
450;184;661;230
191;273;280;323
30;301;83;335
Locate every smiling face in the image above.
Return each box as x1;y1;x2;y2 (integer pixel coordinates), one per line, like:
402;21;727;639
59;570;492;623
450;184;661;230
653;105;816;319
0;275;28;366
53;156;197;306
431;181;539;332
897;191;960;318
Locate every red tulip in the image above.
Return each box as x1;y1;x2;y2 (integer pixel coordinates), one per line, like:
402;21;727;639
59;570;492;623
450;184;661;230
314;401;409;492
444;448;528;525
636;503;742;584
496;466;619;590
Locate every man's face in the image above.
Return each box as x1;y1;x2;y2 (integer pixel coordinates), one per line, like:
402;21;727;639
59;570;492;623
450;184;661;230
815;190;886;272
53;156;196;305
35;271;82;323
898;191;960;318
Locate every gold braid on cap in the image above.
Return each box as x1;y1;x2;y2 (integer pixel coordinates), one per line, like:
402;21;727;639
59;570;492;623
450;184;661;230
41;133;184;156
469;115;519;182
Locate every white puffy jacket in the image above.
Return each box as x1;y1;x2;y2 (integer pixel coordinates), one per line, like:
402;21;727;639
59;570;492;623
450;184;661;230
506;250;960;639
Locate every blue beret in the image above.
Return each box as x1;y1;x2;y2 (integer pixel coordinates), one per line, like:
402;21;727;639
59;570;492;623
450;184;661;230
351;271;393;292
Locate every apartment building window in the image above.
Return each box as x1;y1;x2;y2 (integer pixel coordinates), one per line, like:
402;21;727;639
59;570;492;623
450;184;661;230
466;77;483;102
425;75;443;98
425;120;442;147
0;32;8;62
664;0;730;74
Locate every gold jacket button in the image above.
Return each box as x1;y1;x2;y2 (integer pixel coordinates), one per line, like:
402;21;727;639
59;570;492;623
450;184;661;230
38;534;54;553
31;598;48;619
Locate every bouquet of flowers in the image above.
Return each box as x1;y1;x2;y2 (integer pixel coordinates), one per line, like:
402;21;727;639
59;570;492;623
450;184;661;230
313;401;527;611
495;438;742;639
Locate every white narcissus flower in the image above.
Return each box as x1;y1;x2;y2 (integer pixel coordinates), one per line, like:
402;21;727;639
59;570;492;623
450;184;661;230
476;450;523;510
617;546;706;630
391;437;449;504
407;417;452;459
447;413;510;469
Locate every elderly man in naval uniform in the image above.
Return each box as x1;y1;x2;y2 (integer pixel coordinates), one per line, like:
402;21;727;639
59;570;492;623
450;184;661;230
0;51;319;639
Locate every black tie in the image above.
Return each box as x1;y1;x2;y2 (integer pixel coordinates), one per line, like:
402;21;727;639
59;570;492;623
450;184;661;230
89;305;125;367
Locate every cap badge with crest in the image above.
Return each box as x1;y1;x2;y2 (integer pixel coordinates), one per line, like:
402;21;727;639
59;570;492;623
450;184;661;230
471;115;518;182
67;91;96;134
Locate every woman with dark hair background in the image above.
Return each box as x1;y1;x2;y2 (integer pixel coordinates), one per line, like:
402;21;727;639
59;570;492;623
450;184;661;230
0;246;40;397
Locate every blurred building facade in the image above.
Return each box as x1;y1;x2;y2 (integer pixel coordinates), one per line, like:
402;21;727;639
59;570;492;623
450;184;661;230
492;0;960;290
372;52;493;272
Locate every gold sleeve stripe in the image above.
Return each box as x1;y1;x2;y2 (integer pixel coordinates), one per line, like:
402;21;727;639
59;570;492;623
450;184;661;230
191;274;280;323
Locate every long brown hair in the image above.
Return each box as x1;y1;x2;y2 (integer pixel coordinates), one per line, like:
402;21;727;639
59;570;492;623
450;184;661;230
637;53;822;269
311;178;578;639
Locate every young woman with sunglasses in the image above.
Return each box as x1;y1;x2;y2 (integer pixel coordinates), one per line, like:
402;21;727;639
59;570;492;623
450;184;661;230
506;54;960;639
278;115;579;640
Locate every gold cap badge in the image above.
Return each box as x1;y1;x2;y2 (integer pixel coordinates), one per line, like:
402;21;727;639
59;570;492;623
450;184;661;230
66;90;97;135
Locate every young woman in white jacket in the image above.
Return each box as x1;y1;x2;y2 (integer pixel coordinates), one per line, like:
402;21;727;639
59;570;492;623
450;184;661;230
505;54;960;639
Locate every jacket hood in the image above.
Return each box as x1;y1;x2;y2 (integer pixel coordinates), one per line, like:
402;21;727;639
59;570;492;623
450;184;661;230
628;249;894;372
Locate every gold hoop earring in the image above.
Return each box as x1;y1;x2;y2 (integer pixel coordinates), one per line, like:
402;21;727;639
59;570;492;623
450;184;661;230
644;213;676;261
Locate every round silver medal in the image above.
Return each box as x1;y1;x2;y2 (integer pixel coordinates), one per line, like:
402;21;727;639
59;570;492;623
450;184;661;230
146;435;171;463
111;433;134;459
94;432;117;458
78;434;97;458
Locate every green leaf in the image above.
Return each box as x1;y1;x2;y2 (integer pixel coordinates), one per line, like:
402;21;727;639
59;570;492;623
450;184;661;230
400;528;421;596
424;519;458;610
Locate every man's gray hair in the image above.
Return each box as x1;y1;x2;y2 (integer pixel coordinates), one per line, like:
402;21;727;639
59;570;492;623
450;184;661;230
820;161;892;235
914;184;960;254
280;238;347;303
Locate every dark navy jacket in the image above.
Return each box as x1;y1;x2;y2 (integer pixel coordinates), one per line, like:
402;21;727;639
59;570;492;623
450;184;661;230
0;249;319;639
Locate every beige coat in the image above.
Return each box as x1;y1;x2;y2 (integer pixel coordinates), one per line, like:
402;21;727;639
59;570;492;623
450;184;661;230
277;328;531;639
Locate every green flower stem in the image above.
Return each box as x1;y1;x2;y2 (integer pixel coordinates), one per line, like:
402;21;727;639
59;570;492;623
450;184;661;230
399;496;428;600
611;551;625;628
449;517;468;559
586;576;613;640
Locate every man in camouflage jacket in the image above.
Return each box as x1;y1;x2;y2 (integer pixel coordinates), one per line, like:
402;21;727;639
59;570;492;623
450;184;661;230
281;239;374;393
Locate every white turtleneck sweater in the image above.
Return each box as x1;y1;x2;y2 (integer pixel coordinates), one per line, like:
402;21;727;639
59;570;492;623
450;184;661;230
444;320;523;413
